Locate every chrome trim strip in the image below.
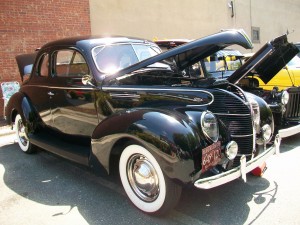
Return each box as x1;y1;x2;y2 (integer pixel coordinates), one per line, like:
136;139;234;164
194;135;280;189
243;92;257;154
102;86;212;94
110;93;141;98
102;86;215;106
214;113;251;116
23;85;95;90
231;134;253;138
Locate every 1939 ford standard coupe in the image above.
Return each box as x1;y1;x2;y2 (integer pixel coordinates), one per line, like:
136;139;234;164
5;30;280;215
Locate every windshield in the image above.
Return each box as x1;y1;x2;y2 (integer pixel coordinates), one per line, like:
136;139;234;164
287;55;300;67
204;55;242;79
92;44;160;74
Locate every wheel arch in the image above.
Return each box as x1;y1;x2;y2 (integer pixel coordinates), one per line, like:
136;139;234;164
5;92;39;133
90;133;196;185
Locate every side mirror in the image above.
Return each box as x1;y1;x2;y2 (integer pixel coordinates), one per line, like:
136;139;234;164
82;74;95;87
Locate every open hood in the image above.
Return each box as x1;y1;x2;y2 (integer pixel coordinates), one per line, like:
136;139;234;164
227;34;299;84
104;30;253;83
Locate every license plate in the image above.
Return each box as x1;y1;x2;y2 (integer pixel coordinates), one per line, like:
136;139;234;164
202;141;221;172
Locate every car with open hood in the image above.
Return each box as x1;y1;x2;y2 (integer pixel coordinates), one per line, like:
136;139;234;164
5;30;279;215
156;33;300;139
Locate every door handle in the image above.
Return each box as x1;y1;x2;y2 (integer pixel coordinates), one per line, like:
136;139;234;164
48;91;54;96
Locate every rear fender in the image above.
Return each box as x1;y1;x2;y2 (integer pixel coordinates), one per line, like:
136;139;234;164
5;92;38;133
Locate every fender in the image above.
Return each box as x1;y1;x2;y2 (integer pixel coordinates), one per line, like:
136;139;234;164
90;108;208;184
5;91;38;133
245;92;274;132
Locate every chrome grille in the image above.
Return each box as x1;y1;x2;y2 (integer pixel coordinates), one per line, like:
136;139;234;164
285;87;300;120
208;90;254;166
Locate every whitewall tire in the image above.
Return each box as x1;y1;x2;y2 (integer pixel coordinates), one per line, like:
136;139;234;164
119;144;181;215
15;114;34;153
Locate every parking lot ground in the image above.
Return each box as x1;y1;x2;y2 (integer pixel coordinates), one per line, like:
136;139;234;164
0;131;300;225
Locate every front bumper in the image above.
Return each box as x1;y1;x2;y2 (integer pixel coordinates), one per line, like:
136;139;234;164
278;124;300;138
194;135;280;189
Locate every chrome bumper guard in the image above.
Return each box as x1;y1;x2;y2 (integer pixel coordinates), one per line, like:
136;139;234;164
278;124;300;139
194;135;280;189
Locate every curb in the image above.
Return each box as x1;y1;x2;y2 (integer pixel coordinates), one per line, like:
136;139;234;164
0;126;15;137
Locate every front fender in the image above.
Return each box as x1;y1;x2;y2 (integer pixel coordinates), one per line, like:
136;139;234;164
92;108;203;155
90;108;205;183
245;92;274;140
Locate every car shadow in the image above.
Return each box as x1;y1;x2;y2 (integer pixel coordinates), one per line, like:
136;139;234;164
1;141;277;225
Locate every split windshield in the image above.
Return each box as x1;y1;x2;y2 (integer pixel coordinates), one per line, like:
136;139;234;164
92;43;161;74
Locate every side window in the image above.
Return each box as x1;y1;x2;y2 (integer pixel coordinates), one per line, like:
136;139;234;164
38;54;49;77
55;50;89;77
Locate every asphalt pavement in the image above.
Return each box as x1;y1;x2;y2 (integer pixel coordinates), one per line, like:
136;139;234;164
0;123;300;225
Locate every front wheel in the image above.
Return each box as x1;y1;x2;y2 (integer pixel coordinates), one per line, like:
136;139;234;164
14;114;35;153
119;144;182;215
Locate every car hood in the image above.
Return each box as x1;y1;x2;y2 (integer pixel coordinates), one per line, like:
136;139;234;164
104;30;253;83
227;34;299;84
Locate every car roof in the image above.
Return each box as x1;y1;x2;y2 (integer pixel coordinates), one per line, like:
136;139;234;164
41;35;155;50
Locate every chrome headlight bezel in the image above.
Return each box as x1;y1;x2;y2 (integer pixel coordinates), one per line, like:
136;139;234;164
200;111;219;143
247;94;260;130
281;90;289;105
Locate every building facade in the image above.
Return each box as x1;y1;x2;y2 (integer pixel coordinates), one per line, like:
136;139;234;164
1;0;299;117
0;0;91;117
90;0;300;51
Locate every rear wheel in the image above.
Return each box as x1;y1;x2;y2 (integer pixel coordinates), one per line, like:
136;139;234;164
119;144;182;215
14;114;35;153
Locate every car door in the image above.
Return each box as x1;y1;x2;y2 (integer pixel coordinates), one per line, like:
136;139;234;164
21;52;53;127
48;48;98;137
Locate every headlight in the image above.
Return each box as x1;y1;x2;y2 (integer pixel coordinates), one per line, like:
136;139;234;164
201;111;219;142
225;141;238;160
281;90;289;105
247;95;260;129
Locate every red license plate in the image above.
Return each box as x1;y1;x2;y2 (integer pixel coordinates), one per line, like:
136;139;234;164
202;141;221;172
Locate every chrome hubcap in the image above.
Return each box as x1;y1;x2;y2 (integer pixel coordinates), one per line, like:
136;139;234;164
17;119;28;147
127;153;159;202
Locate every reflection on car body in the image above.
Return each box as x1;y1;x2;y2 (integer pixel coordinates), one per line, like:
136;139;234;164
6;31;280;215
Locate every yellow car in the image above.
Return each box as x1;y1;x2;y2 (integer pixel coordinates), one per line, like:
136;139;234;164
245;54;300;91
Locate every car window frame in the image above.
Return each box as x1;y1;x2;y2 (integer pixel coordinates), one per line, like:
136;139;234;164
35;53;50;77
52;48;90;78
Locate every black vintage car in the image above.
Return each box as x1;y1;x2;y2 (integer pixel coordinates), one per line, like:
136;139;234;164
6;30;279;215
156;33;300;139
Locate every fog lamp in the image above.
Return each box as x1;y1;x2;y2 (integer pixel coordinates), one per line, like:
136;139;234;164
262;124;272;141
225;141;238;160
